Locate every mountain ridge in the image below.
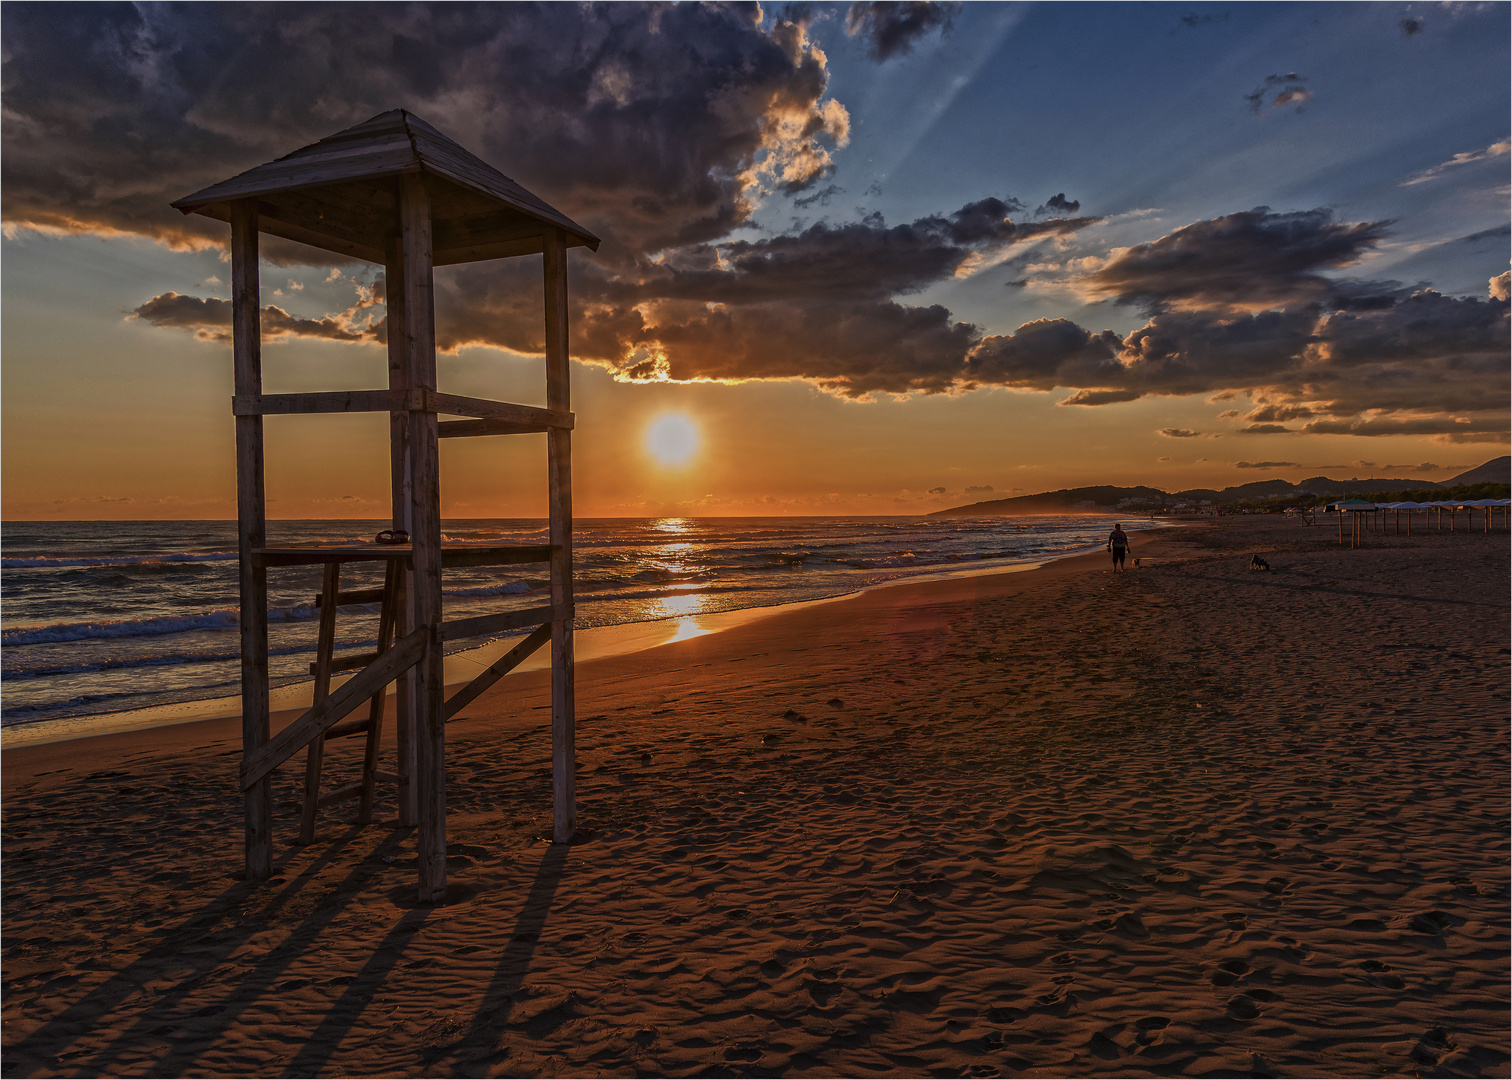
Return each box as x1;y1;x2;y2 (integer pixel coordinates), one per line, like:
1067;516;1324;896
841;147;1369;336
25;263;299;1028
930;456;1510;517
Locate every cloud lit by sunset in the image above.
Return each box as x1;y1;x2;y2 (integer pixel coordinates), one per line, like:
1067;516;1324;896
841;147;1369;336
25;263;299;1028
2;2;1506;518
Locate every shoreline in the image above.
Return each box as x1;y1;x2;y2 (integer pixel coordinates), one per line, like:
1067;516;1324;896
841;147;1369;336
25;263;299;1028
2;522;1171;749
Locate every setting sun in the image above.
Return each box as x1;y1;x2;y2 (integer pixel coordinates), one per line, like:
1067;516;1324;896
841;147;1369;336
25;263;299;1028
645;413;700;467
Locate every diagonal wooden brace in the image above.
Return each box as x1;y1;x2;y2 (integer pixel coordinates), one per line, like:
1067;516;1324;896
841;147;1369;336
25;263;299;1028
240;625;428;792
444;623;552;721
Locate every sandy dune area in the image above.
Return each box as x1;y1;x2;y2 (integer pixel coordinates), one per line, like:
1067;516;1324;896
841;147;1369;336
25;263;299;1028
4;517;1508;1077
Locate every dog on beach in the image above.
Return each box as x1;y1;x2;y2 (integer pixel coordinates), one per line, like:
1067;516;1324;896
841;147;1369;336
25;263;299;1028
1133;558;1141;568
1249;554;1271;571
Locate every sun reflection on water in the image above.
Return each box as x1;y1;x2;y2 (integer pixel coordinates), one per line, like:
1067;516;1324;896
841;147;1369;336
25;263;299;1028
654;592;710;642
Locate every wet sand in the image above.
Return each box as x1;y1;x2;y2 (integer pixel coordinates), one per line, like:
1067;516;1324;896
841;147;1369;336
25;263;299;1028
3;517;1508;1077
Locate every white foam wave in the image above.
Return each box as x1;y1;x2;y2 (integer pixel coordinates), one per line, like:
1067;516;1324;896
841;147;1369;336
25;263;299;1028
2;603;317;646
1;551;238;570
442;580;535;599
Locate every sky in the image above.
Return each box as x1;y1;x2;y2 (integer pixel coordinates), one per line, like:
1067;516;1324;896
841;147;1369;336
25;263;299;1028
2;1;1508;520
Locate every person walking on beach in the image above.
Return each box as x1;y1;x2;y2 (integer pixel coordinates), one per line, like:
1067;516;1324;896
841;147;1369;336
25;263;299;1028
1107;523;1131;571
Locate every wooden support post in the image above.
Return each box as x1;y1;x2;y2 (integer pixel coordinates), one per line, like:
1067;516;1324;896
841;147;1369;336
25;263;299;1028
544;228;576;844
385;236;416;829
401;173;447;903
231;202;272;882
300;563;341;845
357;563;401;825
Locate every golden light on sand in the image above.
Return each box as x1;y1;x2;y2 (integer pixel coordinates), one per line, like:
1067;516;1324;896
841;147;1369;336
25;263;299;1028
646;413;700;467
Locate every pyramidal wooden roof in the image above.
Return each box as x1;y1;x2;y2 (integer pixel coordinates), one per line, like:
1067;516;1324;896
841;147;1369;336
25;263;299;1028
172;109;600;265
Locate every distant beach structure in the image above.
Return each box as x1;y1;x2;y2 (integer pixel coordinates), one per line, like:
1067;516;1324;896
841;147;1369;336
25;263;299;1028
170;109;598;902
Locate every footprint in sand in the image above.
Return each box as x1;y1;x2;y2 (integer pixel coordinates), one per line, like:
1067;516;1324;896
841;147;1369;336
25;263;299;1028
1408;910;1458;935
1411;1026;1457;1066
1133;1016;1170;1048
1210;959;1250;987
1360;959;1406;989
1226;993;1263;1020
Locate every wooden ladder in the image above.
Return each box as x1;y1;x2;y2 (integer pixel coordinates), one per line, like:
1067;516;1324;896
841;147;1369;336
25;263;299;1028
299;561;406;844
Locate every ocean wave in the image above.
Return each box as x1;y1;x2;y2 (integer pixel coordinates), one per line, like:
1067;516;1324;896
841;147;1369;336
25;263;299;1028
442;580;537;599
1;639;375;680
1;602;319;646
1;551;238;570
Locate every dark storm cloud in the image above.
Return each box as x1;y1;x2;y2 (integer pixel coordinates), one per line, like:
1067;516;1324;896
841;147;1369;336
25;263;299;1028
792;183;843;208
1239;424;1291;434
1036;193;1081;218
1;2;848;258
7;7;1504;434
1234;461;1300;469
844;2;958;61
1059;389;1144;406
1086;208;1390;312
130;292;369;342
637;202;1096;306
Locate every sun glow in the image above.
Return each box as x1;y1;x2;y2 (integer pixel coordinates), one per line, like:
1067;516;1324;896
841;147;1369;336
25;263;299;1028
646;413;700;467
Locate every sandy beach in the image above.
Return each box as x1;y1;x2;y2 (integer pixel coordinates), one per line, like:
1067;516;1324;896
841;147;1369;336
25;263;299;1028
3;516;1508;1078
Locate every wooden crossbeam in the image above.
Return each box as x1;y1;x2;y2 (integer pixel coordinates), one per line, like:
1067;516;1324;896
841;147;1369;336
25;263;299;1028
240;625;427;791
252;544;554;568
444;623;552;721
234;390;396;415
439;418;551;438
426;392;572;429
232;390;571;431
440;604;565;643
325;716;374;741
309;650;379;676
441;545;554;569
315;778;367;810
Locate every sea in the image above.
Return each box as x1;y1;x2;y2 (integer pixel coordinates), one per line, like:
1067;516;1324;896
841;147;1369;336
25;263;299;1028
1;515;1150;734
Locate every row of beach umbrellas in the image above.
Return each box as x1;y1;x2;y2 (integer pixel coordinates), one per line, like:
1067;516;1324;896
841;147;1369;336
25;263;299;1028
1312;498;1511;545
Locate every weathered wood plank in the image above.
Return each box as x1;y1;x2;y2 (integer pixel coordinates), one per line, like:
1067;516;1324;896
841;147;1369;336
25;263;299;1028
233;390;398;415
252;544;552;568
325;716;375;741
357;560;398;825
434;236;546;266
231;201;273;882
438;418;549;438
426;392;572;428
443;624;553;721
308;650;379;676
402;171;448;905
440;545;554;569
300;563;341;845
545;227;577;844
315;779;366;810
440;604;563;643
239;626;427;791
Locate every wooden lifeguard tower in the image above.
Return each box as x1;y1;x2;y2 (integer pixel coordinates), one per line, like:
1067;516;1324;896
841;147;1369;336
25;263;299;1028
172;110;599;903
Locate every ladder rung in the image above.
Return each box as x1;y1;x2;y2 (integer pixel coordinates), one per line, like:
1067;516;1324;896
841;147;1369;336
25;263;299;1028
325;717;374;741
310;650;381;675
374;770;400;783
314;587;388;608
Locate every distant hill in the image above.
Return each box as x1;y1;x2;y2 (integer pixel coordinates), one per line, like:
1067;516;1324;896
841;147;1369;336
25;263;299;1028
930;456;1509;516
1444;456;1509;486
